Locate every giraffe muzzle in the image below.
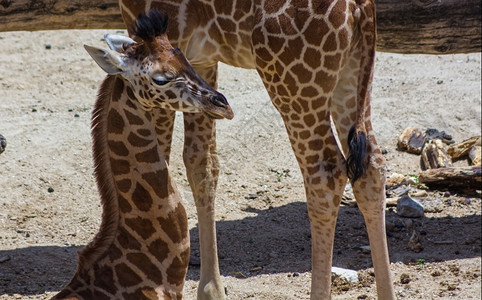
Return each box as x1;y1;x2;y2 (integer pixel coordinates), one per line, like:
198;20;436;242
206;93;234;120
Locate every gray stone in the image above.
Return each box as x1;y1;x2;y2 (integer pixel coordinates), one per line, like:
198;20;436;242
397;195;424;218
0;134;6;154
331;266;359;283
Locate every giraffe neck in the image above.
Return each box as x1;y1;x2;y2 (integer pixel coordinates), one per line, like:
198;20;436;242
54;75;189;300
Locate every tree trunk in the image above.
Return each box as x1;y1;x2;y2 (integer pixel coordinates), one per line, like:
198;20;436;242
0;0;481;54
0;0;124;32
376;0;481;54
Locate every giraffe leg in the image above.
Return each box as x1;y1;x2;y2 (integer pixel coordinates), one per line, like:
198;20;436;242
331;46;396;300
183;64;225;300
270;95;348;299
349;118;395;299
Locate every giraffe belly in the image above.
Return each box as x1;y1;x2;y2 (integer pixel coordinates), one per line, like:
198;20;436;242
184;28;256;69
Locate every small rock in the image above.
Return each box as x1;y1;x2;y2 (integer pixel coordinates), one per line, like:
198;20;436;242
408;230;424;252
392;185;411;197
189;256;201;266
245;194;259;199
0;134;6;154
45;44;52;50
249;266;262;272
410;190;428;198
397;195;424;218
418;197;443;213
359;245;371;254
47;187;55;193
331;266;359;283
386;197;398;207
0;255;11;263
400;273;411;284
406;176;419;186
436;80;444;84
404;218;413;228
424;128;453;144
385;221;395;231
74;114;80;118
386;173;405;187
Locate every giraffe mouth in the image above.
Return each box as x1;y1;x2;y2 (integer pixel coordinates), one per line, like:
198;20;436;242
205;105;234;120
204;93;234;120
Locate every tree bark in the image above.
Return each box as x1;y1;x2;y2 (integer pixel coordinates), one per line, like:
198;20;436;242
419;166;482;192
0;0;124;32
0;0;481;54
376;0;481;54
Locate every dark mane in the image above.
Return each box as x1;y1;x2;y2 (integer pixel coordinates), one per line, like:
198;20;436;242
132;9;169;41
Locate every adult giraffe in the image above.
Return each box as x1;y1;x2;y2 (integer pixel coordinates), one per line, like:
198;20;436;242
119;1;395;299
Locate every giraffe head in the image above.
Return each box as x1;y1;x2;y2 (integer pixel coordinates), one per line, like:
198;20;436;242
84;9;233;120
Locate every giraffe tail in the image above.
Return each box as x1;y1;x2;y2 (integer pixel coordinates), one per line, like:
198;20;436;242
346;125;367;182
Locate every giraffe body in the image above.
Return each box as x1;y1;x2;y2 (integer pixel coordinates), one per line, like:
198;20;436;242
67;1;396;299
53;11;232;300
120;1;395;299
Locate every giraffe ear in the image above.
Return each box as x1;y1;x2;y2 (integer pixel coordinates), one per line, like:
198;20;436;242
104;33;136;52
84;44;126;75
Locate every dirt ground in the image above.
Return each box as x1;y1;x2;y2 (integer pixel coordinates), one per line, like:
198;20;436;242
0;29;480;299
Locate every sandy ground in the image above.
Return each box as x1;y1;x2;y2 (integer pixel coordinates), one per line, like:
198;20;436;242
0;29;481;299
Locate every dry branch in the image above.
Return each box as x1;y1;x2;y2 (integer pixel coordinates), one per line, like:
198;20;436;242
0;0;480;54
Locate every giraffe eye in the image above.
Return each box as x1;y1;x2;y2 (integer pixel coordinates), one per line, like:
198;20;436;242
152;73;175;86
152;75;169;86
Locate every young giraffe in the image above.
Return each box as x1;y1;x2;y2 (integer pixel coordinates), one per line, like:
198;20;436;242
53;10;232;300
120;0;395;299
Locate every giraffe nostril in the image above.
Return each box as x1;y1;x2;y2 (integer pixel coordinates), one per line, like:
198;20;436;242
211;93;229;107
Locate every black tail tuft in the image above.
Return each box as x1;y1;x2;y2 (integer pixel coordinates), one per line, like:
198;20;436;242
346;126;367;182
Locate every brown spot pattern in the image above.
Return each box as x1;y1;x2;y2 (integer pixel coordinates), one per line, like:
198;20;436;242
115;263;142;287
131;182;153;211
125;217;156;240
126;252;163;284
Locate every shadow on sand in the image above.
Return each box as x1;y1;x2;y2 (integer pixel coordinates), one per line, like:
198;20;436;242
1;201;480;296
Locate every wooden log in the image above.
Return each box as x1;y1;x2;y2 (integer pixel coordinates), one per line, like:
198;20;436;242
420;139;452;170
0;0;481;54
0;0;124;32
447;136;482;159
469;146;481;166
376;0;481;54
398;127;425;154
419;166;482;191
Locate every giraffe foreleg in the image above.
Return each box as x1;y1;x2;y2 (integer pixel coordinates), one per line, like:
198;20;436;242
182;64;225;300
183;112;225;300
